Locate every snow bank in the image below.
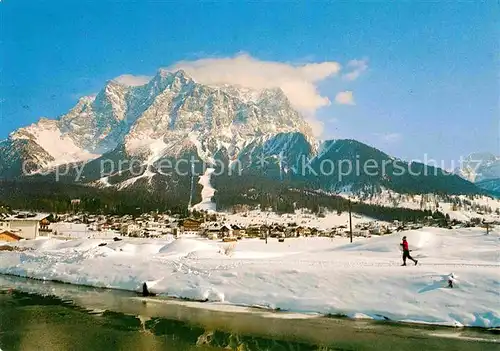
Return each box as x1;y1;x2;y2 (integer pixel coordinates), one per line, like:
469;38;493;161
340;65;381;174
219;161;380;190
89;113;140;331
0;228;498;328
158;238;221;258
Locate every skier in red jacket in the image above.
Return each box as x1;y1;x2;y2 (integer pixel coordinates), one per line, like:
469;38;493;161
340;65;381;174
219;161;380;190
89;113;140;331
401;236;418;266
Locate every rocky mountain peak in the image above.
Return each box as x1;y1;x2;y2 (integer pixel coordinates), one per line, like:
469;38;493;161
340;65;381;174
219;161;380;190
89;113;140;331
1;68;314;172
457;152;500;183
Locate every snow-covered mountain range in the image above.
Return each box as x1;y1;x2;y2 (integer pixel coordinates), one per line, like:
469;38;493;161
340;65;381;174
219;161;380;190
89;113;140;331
0;70;312;175
456;152;500;194
457;152;500;183
0;69;484;207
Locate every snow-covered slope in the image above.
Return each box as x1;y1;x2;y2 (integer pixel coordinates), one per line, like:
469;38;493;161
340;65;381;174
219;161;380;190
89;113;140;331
1;82;132;173
10;118;99;170
191;167;217;212
346;189;500;222
0;227;498;327
476;178;500;195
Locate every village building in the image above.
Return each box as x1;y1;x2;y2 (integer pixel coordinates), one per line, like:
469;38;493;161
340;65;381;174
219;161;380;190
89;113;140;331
219;225;233;238
144;220;170;233
295;226;311;237
121;223;141;236
259;224;270;239
202;222;233;240
231;224;246;238
245;225;262;237
39;218;52;233
270;225;286;238
203;222;221;240
180;218;202;235
5;213;50;239
0;230;23;242
0;218;11;232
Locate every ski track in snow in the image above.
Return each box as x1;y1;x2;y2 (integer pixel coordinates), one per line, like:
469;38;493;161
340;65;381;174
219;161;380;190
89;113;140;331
192;167;217;212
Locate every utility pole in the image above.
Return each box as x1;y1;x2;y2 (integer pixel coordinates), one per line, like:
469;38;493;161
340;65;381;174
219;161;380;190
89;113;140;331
349;199;353;243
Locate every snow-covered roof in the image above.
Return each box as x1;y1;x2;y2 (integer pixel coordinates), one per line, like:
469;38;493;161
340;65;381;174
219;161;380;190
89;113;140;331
7;212;50;221
203;222;232;231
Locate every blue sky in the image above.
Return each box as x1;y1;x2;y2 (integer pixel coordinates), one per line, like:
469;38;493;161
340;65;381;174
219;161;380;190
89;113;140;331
1;1;498;164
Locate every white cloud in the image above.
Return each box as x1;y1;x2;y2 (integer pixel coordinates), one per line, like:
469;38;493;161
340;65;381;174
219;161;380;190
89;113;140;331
109;54;352;137
343;59;368;81
166;53;341;136
307;118;325;138
113;74;152;87
375;132;402;143
334;91;355;105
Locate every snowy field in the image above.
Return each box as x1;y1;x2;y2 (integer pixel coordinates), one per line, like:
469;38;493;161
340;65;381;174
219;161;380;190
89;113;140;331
222;209;380;231
346;190;500;223
0;227;498;328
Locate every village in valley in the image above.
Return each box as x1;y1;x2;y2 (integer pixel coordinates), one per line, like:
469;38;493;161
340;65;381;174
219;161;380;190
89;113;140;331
1;197;499;329
1;195;498;244
0;174;499;329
